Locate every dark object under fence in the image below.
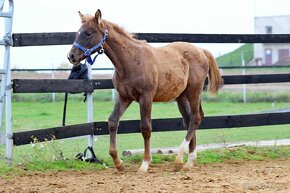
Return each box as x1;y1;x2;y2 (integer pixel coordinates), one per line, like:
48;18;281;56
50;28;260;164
12;112;290;146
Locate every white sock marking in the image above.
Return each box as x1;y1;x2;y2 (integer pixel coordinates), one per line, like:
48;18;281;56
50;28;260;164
187;150;197;163
139;160;150;172
175;139;190;163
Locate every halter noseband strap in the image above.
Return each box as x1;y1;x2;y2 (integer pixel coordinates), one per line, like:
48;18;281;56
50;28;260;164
73;30;108;65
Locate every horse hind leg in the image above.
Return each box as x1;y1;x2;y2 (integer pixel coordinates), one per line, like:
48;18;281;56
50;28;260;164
182;103;203;171
181;91;203;171
108;96;132;171
175;85;204;171
174;93;191;171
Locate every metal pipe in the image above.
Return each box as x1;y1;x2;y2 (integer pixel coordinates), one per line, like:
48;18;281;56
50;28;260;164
86;63;94;149
4;0;14;165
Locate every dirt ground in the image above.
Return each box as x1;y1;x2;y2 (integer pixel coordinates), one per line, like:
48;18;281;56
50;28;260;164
0;159;289;193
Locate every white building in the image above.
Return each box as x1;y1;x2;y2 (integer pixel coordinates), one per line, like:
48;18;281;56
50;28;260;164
254;15;290;66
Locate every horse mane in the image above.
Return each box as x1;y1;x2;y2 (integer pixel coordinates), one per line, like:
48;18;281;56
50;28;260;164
83;14;146;43
102;19;146;43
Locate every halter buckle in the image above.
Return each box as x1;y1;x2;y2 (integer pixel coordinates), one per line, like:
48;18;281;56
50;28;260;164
98;46;105;54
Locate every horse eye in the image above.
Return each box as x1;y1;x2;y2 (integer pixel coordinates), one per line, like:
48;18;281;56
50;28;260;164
84;31;92;36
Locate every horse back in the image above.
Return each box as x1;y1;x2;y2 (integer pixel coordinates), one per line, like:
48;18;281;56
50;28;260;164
152;42;209;102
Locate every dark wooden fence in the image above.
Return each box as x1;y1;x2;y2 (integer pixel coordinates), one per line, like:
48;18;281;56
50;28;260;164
12;33;290;46
11;32;290;146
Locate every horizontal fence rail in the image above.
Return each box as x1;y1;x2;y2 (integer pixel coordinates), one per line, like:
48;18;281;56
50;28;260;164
12;74;290;93
8;65;290;72
12;33;290;46
13;112;290;146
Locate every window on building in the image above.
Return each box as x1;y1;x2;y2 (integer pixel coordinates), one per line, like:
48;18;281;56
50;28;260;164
265;26;272;34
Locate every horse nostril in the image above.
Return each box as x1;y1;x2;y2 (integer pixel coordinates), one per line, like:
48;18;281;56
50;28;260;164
68;53;76;62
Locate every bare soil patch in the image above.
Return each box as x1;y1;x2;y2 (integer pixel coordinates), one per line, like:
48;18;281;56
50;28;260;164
0;159;289;193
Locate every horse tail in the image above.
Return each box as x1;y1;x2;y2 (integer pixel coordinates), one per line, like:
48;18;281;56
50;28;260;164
203;49;223;95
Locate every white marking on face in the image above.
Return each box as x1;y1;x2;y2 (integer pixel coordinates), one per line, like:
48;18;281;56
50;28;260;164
78;31;81;35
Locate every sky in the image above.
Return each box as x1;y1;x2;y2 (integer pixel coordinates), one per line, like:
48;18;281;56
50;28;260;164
1;0;290;69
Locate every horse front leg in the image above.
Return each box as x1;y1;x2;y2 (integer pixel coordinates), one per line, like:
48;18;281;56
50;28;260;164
138;95;153;173
108;96;132;171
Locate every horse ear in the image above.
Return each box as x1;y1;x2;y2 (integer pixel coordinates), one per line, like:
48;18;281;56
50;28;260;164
95;9;102;24
78;11;85;23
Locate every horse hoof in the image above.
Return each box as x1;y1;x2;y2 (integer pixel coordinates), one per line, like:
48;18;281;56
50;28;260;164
116;165;124;171
115;160;124;171
137;168;148;174
173;162;184;171
181;162;193;172
181;166;191;172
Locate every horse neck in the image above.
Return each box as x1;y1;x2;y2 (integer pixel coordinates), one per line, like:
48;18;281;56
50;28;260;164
102;21;141;77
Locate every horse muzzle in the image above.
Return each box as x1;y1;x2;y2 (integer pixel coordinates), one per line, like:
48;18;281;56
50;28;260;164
67;52;82;66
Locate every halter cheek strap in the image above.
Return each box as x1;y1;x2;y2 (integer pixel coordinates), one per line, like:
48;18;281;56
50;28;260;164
73;30;108;65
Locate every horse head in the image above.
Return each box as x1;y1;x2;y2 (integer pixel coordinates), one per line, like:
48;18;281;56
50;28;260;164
67;9;107;66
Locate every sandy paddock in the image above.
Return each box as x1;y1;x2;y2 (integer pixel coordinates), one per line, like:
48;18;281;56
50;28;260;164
0;159;289;193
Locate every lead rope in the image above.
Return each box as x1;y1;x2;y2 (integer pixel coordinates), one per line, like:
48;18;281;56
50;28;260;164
62;63;88;127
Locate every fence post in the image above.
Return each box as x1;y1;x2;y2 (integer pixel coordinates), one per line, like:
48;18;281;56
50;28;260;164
241;51;247;103
51;63;55;102
86;63;94;149
0;0;14;165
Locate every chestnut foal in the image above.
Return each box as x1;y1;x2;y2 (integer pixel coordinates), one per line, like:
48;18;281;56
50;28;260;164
68;10;223;173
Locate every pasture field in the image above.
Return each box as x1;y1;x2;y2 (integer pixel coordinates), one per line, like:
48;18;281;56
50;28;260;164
0;91;290;168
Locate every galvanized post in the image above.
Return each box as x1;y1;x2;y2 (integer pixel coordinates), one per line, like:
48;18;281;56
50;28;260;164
5;44;12;165
0;0;14;165
86;63;94;148
0;0;6;145
0;73;5;144
241;51;247;103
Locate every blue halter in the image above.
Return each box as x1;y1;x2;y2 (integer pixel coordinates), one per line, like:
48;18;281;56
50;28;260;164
73;30;108;65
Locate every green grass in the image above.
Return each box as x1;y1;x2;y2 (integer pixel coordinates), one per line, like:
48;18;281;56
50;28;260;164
216;44;253;67
1;145;289;177
197;145;290;164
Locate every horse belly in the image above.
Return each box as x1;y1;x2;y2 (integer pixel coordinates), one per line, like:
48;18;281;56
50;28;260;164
153;64;189;102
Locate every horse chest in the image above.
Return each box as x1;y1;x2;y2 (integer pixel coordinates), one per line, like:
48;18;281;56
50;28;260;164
113;79;150;101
